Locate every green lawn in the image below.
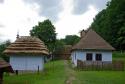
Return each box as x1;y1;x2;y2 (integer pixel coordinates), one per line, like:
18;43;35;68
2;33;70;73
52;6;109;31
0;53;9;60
73;51;125;84
113;51;125;61
4;60;66;84
73;71;125;84
3;52;125;84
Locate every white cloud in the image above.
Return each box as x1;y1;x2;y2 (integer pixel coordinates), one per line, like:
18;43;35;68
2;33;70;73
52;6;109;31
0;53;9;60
55;1;98;38
0;0;107;42
72;0;110;14
24;0;63;22
0;0;45;42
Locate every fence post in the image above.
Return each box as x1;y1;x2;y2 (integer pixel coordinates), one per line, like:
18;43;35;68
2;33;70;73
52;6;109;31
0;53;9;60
15;70;18;75
37;66;39;74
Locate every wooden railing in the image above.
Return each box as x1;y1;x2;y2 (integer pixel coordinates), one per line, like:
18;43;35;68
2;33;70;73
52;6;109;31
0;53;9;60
77;60;124;71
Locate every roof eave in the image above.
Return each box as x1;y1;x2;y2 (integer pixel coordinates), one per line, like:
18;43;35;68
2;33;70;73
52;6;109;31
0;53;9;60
71;48;115;52
4;52;49;56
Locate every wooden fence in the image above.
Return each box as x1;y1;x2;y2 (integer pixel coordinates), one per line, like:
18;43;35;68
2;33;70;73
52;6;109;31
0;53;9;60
77;60;124;71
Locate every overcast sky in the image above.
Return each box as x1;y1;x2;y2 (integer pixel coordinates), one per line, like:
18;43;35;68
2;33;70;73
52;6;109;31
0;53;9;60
0;0;110;42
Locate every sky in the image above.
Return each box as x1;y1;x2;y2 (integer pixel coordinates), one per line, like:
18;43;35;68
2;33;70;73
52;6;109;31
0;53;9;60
0;0;110;42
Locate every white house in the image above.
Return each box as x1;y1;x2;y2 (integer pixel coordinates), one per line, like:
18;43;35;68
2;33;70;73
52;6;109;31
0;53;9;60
71;28;115;66
3;36;49;72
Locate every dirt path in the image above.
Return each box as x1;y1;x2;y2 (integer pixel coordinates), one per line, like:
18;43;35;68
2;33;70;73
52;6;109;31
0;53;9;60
64;60;76;84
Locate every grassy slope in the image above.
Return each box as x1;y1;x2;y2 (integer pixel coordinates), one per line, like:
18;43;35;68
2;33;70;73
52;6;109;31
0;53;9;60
4;60;66;84
73;52;125;84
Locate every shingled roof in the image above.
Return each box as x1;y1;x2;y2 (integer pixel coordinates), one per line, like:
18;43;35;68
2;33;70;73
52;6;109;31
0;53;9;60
72;28;115;51
3;36;49;55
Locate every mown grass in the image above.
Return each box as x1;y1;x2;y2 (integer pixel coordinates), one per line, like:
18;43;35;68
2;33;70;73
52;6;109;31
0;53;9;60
3;52;125;84
3;60;66;84
73;51;125;84
113;51;125;61
73;71;125;84
113;51;125;58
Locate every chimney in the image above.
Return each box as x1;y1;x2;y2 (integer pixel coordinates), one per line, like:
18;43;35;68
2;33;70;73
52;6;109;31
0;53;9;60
80;29;86;38
16;32;19;39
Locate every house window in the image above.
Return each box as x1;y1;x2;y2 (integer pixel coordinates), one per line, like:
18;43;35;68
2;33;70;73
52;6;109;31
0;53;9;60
96;54;102;61
86;53;92;61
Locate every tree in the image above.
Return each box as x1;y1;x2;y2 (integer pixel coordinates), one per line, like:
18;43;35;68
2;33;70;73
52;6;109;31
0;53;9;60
117;25;125;50
0;40;11;62
53;39;65;59
30;19;56;52
91;0;125;50
62;35;80;46
53;35;80;59
54;39;65;51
